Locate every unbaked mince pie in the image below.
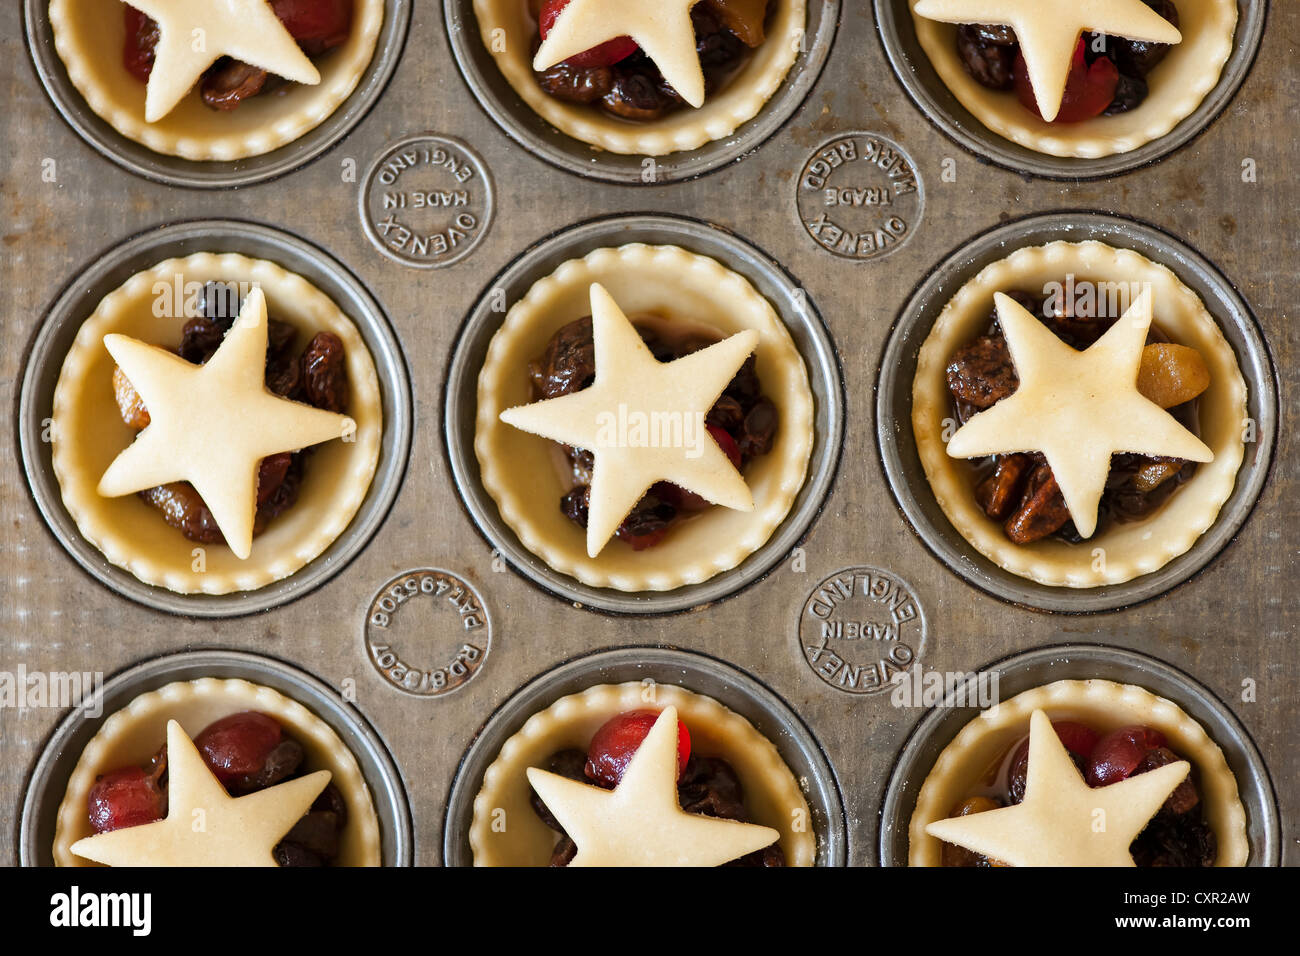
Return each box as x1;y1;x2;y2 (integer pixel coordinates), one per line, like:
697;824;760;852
54;678;382;866
912;240;1247;587
910;0;1237;157
908;679;1249;866
51;252;382;594
475;243;814;592
469;682;816;866
49;0;384;160
472;0;806;154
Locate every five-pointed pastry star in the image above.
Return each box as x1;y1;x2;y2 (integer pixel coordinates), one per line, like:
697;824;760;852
527;707;780;866
913;0;1181;121
500;283;758;557
70;720;331;867
124;0;320;122
98;287;354;559
534;0;708;108
944;289;1212;538
925;710;1190;866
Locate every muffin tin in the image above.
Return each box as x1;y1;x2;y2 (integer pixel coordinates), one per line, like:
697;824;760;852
3;0;1294;867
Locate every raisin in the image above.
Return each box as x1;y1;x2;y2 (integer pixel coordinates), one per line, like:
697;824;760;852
199;281;241;324
272;842;324;867
530;317;596;399
1115;0;1178;77
178;317;227;364
201;58;269;110
956;25;1016;90
946;335;1019;408
560;485;591;528
737;397;778;461
530;749;589;831
549;835;579;867
536;61;614;103
138;483;226;544
276;811;340;862
725;355;762;407
257;456;303;523
602;62;674;120
706;395;746;433
1104;73;1149;114
300;332;349;412
229;738;304;795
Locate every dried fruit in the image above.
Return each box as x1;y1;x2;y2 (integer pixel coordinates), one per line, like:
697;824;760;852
112;366;151;430
1137;343;1210;409
585;711;691;787
539;0;637;68
87;766;166;834
704;0;768;47
193;711;284;786
1015;38;1118;123
300;332;349;413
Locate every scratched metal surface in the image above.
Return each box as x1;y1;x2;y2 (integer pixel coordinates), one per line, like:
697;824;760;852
1;1;1295;866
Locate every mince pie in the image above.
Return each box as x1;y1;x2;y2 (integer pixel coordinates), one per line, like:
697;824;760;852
473;0;806;154
51;252;382;594
908;679;1249;866
48;0;384;160
475;243;814;592
469;682;816;866
54;677;382;866
910;0;1237;157
912;240;1247;587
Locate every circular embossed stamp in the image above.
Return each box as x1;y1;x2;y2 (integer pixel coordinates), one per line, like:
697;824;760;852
798;567;927;695
360;134;494;269
364;569;491;697
795;133;924;262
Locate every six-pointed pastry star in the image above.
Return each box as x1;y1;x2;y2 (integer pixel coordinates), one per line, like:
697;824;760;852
534;0;708;107
944;289;1212;538
913;0;1181;121
499;283;758;557
925;710;1190;866
527;707;781;866
70;720;331;867
124;0;321;122
98;287;355;559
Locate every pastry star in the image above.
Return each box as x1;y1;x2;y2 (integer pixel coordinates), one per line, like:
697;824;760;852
124;0;321;122
500;283;757;557
527;707;780;866
70;720;331;867
945;290;1211;538
925;710;1189;866
98;287;354;559
533;0;708;108
913;0;1181;121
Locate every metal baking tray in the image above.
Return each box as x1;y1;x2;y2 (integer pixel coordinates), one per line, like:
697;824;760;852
3;0;1293;867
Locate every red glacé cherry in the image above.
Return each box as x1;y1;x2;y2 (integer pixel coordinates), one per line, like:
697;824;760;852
1086;725;1167;787
193;711;283;784
1006;720;1099;801
708;425;743;469
123;6;159;82
271;0;353;52
585;710;691;787
1014;38;1118;123
539;0;638;68
87;766;165;833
